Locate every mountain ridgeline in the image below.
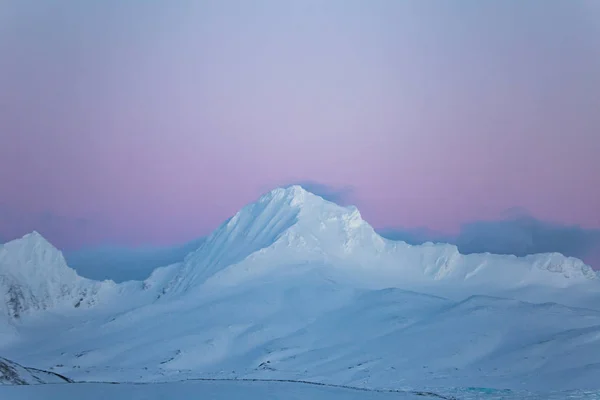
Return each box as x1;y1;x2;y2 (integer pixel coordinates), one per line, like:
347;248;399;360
1;186;600;393
0;186;597;321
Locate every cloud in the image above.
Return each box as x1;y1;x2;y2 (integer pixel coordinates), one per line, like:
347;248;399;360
378;213;600;269
455;216;600;258
376;227;453;246
64;237;206;283
0;201;206;282
283;181;355;205
0;203;107;250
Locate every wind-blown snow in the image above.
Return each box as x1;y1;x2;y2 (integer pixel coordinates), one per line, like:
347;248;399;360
1;186;599;396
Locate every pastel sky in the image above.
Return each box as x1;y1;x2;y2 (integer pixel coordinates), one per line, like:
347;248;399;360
1;1;599;265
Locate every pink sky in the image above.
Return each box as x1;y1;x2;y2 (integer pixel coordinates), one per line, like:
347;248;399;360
1;1;599;266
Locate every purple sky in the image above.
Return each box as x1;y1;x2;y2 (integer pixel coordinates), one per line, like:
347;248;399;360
1;1;599;265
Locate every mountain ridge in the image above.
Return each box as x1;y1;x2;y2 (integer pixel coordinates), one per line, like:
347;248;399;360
1;186;597;318
172;186;596;292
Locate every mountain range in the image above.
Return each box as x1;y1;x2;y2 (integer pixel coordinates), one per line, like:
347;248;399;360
1;186;599;397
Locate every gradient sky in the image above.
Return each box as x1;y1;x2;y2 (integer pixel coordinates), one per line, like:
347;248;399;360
1;1;599;263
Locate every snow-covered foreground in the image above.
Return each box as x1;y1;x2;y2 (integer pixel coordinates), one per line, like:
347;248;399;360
1;186;600;397
1;380;600;400
5;283;600;391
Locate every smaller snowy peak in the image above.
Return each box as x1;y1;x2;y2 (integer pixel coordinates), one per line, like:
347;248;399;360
13;231;45;244
4;231;55;254
0;232;109;320
0;232;79;287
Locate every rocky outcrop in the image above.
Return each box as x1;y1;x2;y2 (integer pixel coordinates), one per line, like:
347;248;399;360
0;357;72;385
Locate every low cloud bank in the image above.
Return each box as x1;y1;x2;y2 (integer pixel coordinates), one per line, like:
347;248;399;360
378;215;600;269
65;238;205;282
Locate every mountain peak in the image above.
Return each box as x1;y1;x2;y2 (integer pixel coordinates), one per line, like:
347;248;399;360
0;231;89;319
163;185;372;294
280;184;308;197
1;231;61;260
260;185;314;207
18;230;52;245
0;231;76;281
259;185;359;216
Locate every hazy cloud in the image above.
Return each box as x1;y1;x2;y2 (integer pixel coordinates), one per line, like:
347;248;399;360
0;203;107;250
65;237;206;282
377;227;452;245
378;213;600;268
0;201;206;282
455;216;600;258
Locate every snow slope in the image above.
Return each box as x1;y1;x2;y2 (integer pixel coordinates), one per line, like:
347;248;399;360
1;186;599;395
6;279;600;391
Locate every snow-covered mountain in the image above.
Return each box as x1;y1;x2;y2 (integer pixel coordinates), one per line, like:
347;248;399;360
1;186;596;319
1;186;599;394
0;232;146;324
0;232;103;320
161;186;596;297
